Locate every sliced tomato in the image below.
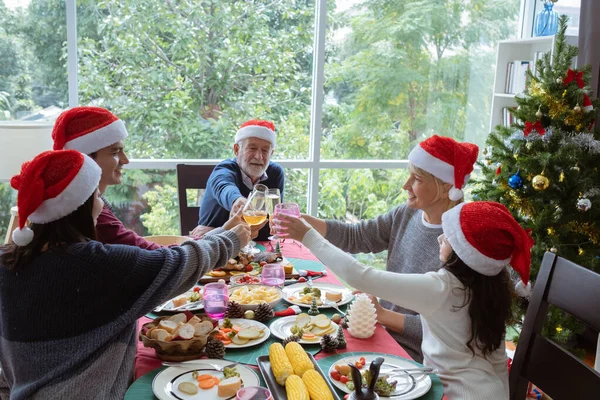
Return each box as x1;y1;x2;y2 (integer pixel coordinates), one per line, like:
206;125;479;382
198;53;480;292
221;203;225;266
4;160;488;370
340;375;349;384
359;357;366;365
193;286;201;293
330;370;341;381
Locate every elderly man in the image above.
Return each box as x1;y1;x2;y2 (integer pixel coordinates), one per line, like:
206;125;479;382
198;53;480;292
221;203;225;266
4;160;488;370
192;120;285;241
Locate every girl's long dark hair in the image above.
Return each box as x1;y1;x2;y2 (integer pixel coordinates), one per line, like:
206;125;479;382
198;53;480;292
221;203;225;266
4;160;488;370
445;251;514;357
0;193;97;270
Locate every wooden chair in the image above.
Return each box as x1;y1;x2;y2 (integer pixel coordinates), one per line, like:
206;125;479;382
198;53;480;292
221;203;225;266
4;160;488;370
176;164;215;236
509;251;600;399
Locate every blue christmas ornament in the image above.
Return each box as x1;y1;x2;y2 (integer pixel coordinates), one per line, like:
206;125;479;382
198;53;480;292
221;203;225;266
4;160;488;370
508;172;523;189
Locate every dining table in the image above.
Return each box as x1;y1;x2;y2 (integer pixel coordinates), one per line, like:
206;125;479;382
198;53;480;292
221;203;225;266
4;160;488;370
125;240;446;400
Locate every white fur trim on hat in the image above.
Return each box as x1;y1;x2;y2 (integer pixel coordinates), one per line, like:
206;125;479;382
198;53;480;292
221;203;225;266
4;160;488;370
12;226;34;246
28;155;101;224
234;125;276;147
63;119;128;155
409;144;471;188
515;280;532;297
442;203;511;275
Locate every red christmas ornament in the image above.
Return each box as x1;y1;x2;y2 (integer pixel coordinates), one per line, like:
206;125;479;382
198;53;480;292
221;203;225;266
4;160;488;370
496;165;502;175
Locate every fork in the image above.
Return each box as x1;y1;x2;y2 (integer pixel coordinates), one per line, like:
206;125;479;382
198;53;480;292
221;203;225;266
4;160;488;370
323;299;346;317
170;300;203;311
162;361;238;372
153;299;173;313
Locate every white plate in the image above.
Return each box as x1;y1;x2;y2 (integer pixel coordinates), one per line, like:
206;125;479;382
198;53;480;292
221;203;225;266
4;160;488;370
154;289;204;313
218;318;271;349
269;315;336;345
152;359;260;400
282;282;354;308
327;354;432;399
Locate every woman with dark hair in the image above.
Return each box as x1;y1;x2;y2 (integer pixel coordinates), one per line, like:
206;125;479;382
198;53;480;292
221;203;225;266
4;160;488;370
0;150;250;400
277;201;534;399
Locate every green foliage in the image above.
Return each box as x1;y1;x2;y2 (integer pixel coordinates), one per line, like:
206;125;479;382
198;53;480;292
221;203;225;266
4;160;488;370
141;185;179;235
0;183;16;241
473;16;600;347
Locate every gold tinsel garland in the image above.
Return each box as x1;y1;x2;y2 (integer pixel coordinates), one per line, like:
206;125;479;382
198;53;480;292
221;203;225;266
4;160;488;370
566;221;600;245
500;183;536;219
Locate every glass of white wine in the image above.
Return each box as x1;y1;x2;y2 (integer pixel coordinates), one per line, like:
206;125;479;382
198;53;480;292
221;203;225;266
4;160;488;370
265;188;281;241
241;190;267;253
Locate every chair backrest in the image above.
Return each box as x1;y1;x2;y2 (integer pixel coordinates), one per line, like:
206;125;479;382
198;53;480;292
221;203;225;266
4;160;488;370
509;251;600;400
176;164;215;236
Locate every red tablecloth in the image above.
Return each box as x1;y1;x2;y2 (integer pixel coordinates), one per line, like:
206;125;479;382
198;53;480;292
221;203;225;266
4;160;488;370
134;241;412;379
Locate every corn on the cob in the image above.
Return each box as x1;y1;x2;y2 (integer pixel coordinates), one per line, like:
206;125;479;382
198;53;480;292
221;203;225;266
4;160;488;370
269;342;293;386
302;370;334;400
285;341;315;378
285;374;310;400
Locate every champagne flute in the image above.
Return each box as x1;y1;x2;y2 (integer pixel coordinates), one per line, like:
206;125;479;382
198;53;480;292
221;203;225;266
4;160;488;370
265;188;281;241
241;190;267;253
253;183;268;194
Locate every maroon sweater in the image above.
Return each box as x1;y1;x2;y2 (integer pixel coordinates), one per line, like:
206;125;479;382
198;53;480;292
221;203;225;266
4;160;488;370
95;206;161;250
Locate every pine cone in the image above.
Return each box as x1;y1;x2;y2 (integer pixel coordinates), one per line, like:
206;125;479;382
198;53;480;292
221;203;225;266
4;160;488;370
254;303;274;322
225;301;244;319
204;339;226;359
336;325;347;349
320;334;339;353
282;335;301;347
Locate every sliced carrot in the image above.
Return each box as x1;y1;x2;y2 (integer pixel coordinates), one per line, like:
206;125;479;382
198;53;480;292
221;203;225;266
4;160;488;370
220;328;233;333
232;325;242;332
198;378;217;389
220;339;232;345
197;374;214;382
211;376;220;384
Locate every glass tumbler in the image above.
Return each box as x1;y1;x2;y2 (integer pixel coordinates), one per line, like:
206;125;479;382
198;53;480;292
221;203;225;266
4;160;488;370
203;282;229;319
261;263;285;287
236;386;273;400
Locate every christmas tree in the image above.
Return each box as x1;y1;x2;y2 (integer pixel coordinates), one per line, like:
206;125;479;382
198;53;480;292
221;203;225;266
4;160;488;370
473;15;600;347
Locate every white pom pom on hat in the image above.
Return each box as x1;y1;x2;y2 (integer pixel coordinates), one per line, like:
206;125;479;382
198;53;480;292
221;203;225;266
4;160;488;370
12;226;34;247
515;280;532;297
408;135;479;200
9;150;101;247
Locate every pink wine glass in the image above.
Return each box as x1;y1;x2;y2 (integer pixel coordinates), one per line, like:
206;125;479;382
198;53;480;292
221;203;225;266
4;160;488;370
203;282;229;319
273;202;301;238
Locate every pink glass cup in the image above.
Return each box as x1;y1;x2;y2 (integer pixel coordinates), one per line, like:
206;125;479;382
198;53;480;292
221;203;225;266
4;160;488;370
203;282;229;319
236;386;273;400
261;263;285;287
273;202;301;237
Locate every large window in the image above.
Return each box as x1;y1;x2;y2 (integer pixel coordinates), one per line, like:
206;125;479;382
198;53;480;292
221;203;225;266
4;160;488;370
3;0;580;237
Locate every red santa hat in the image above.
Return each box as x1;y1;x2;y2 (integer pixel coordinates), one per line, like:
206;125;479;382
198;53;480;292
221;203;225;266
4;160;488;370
234;120;276;147
408;135;479;201
583;94;593;112
442;201;535;296
10;150;101;246
52;106;128;154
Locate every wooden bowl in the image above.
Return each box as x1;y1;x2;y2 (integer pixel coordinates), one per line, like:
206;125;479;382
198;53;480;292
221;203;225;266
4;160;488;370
139;314;216;361
143;235;189;246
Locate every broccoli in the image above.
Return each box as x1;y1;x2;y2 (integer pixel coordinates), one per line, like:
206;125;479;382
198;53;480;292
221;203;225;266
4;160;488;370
374;377;397;397
223;367;240;379
222;318;233;329
311;288;322;297
302;287;312;295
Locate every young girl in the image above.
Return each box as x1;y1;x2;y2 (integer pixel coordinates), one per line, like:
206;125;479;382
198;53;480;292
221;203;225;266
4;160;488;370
277;201;534;399
0;150;250;399
299;135;479;362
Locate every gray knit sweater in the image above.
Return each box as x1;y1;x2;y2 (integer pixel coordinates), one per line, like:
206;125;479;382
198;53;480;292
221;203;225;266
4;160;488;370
0;228;239;400
325;205;443;362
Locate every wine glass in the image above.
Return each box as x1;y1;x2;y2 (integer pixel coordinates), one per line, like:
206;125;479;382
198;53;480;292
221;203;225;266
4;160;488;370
241;190;268;254
265;188;281;241
273;203;301;244
261;263;285;287
253;183;268;194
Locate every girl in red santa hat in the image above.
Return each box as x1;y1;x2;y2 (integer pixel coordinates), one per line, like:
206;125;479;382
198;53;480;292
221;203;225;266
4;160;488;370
277;201;534;399
0;150;250;399
298;135;480;362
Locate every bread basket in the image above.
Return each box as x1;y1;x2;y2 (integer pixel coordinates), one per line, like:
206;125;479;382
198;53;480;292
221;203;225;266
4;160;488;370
139;313;216;361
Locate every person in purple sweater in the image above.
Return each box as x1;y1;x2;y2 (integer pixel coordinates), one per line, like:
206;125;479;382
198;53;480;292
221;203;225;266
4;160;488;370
192;119;285;241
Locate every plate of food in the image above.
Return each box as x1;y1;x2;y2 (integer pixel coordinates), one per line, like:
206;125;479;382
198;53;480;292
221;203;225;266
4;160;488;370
327;354;432;399
269;313;337;344
228;284;283;311
152;359;260;400
153;287;204;313
200;251;300;284
229;274;262;286
212;318;271;349
282;282;353;308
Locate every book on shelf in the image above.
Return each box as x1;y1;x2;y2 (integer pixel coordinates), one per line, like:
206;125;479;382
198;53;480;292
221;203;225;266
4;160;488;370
504;60;532;95
502;107;521;127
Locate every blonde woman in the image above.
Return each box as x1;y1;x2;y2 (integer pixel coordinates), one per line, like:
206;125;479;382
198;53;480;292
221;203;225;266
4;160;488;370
301;135;478;362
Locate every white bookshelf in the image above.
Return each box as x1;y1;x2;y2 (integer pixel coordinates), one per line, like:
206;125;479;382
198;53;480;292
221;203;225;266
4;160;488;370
489;35;578;132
